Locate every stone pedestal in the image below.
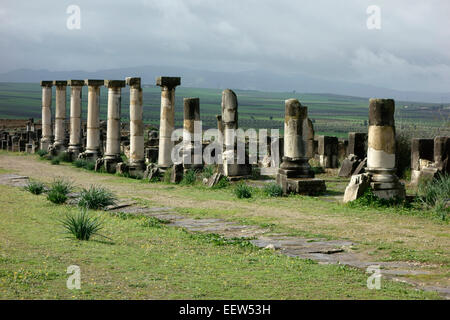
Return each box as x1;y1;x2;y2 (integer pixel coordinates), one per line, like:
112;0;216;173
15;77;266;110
67;80;85;158
40;81;53;151
102;80;125;173
277;99;325;195
157;76;180;168
221;89;251;178
410;138;434;185
126;77;145;176
81;79;103;161
183;97;202;170
318;136;338;168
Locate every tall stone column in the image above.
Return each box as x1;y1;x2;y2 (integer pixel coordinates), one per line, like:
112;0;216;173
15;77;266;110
366;98;405;199
216;114;224;146
157;76;180;168
103;80;125;172
276;99;325;194
83;79;104;160
126;77;145;174
67;80;85;157
40;81;53;151
183;97;202;169
52;81;67;151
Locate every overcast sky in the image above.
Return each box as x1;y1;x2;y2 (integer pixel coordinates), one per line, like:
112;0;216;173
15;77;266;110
0;0;449;92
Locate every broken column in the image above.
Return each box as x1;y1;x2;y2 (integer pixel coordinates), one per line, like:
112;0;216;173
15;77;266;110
338;132;368;178
221;89;251;178
157;77;180;168
40;81;53;151
82;79;104;160
318;136;338;168
52;81;67;152
346;98;405;201
276;99;326;195
102;80;125;173
67;80;85;158
183;97;202;169
126;77;145;175
434;136;450;174
410;138;434;185
303;118;315;159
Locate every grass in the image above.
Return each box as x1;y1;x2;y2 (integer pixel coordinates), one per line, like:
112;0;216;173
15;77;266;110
72;159;96;171
417;174;450;220
234;182;253;199
46;178;73;204
263;182;283;197
0;184;440;299
201;165;215;179
77;185;117;210
24;180;45;195
60;208;104;241
180;169;197;185
348;188;409;209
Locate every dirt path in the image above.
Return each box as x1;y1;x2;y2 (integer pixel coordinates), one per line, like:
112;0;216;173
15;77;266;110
0;153;449;298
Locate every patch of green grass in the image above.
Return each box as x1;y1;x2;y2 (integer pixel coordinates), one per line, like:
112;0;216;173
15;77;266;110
233;182;253;199
348;188;409;209
46;178;73;204
263;182;283;197
36;149;48;158
60;208;104;241
24;180;45;195
201;165;215;179
162;168;172;184
0;184;442;299
140;216;169;229
187;231;256;249
50;158;60;165
212;176;229;189
77;185;117;210
417;174;450;220
180;169;197;185
46;189;67;204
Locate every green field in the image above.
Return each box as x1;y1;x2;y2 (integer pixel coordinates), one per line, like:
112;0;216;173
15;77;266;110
0;82;448;138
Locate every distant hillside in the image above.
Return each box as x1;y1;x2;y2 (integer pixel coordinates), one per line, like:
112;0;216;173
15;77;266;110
0;66;449;104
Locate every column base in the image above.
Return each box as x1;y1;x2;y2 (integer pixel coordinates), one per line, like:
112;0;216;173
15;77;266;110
365;167;405;201
279;157;314;178
276;173;326;195
99;154;122;173
128;161;146;178
79;149;100;162
40;140;51;152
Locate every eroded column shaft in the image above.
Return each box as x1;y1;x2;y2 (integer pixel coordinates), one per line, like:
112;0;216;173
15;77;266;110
68;80;84;154
85;82;102;156
283;99;307;159
53;81;67;149
105;85;123;159
40;81;53;150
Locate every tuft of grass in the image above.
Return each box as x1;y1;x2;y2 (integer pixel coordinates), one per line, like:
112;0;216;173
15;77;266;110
46;178;72;204
72;159;95;171
141;216;169;228
212;176;230;189
36;150;48;158
77;185;117;210
181;169;197;185
348;188;408;209
162;168;172;184
263;182;283;197
417;174;450;220
201;165;215;179
187;231;255;249
46;189;67;204
24;180;45;195
50;158;60;165
233;182;253;199
311;166;325;174
60;208;104;241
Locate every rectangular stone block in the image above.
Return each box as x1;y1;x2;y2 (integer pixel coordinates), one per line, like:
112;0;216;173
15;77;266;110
276;174;326;195
411;138;434;171
347;132;367;159
434;136;449;173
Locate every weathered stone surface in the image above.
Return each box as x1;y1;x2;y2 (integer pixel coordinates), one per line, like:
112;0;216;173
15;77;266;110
276;175;326;195
343;174;370;203
156;76;181;89
434;136;449;173
411;138;434;171
170;163;183;183
353;157;367;175
338;155;359;178
318;136;338;168
116;162;129;175
348;132;367;159
368;98;395;126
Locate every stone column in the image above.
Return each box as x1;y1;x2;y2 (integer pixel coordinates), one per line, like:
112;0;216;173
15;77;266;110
83;79;104;160
40;81;53;151
157;76;180;168
67;80;85;157
276;99;325;194
216;114;224;147
52;81;67;151
126;77;145;174
183;97;202;169
103;80;125;172
366;98;405;199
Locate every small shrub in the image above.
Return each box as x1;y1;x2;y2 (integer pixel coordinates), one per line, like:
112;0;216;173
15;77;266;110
181;169;197;185
24;180;45;195
162;168;172;183
73;159;86;168
37;150;48;158
251;167;261;180
51;158;60;165
311;166;325;174
212;176;229;189
234;182;253;199
49;178;73;195
263;182;283;197
84;160;96;171
61;208;104;241
201;165;215;179
47;189;67;204
348;188;407;208
417;174;450;220
78;185;117;210
141;216;169;228
57;152;73;163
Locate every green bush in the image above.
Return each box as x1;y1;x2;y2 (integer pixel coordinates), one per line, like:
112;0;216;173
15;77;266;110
77;185;117;210
73;159;86;168
417;174;450;220
46;178;73;204
61;208;104;241
311;166;325;174
348;188;407;208
50;158;60;165
263;182;283;197
201;165;215;179
47;189;67;204
162;168;172;183
56;152;72;163
233;182;253;199
181;169;197;185
212;176;229;189
24;180;45;195
36;150;48;158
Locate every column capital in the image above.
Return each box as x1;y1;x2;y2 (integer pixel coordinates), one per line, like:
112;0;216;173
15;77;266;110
53;80;67;87
40;81;53;87
84;79;104;87
68;80;85;86
126;77;141;88
156;76;181;89
104;80;126;88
